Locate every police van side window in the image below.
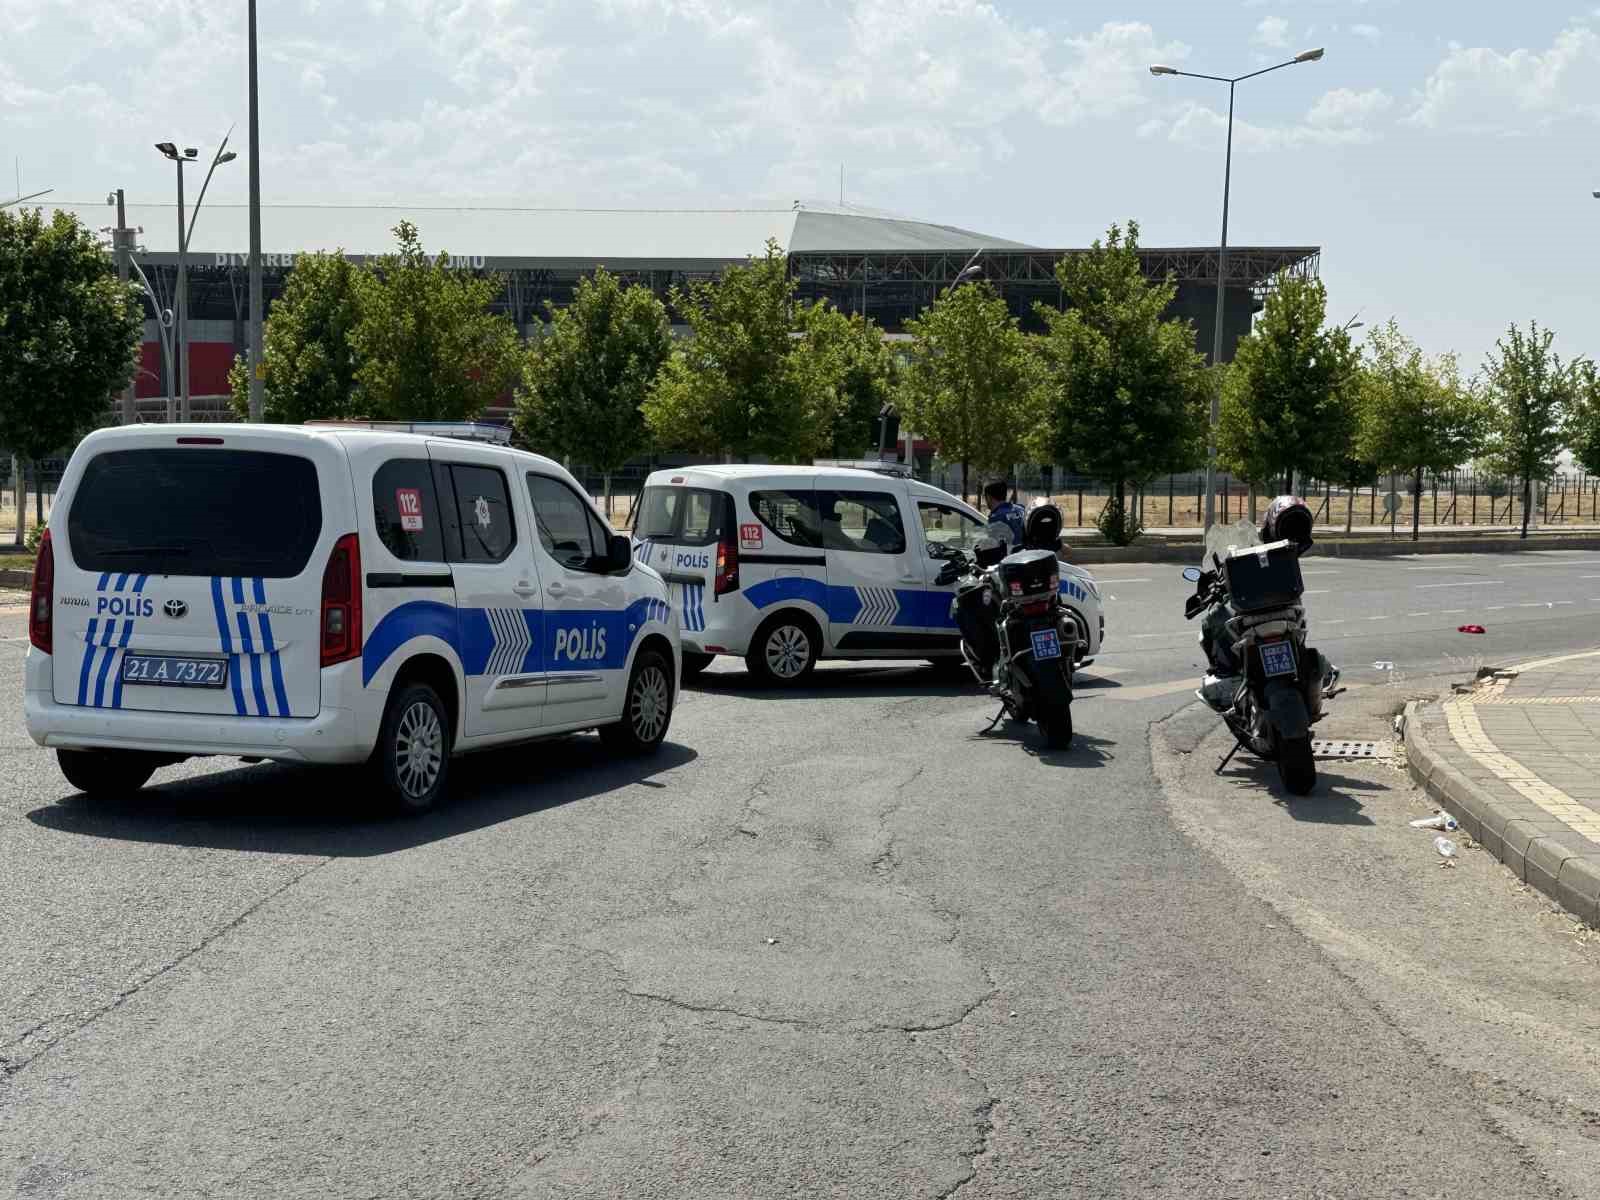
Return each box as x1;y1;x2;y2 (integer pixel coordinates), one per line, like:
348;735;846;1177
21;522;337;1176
819;490;906;555
446;464;516;564
749;490;821;549
372;460;445;562
527;474;612;571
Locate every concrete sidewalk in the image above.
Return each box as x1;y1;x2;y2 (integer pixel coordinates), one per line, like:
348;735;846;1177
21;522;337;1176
1407;649;1600;925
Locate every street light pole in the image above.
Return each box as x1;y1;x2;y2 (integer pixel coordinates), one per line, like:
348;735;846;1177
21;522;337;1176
158;138;235;423
127;254;176;422
109;189;138;425
1150;48;1325;529
247;0;264;423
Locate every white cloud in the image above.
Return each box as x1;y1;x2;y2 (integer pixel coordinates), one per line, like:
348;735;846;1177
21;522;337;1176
1350;24;1381;42
1409;25;1600;131
1307;87;1393;127
1146;85;1392;151
1254;16;1290;49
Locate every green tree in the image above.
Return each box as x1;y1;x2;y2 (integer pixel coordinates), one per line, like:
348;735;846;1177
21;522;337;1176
349;221;523;421
228;251;362;424
1565;359;1600;480
1480;320;1578;538
643;240;839;461
1217;273;1360;494
897;280;1036;501
514;267;672;514
794;303;896;459
1032;220;1208;543
1354;320;1486;542
0;207;141;538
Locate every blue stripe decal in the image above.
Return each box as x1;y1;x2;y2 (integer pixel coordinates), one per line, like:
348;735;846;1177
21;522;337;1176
211;576;246;716
91;620;118;708
232;576;245;605
110;619;135;709
114;573;129;592
96;572;109;591
133;574;148;592
77;619;101;706
364;601;462;686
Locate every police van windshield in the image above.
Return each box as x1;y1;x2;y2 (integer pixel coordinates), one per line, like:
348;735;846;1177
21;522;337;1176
67;448;323;578
634;486;730;546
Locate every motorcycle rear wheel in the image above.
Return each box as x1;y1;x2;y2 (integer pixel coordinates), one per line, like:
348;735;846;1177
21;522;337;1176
1276;733;1316;795
1038;703;1073;750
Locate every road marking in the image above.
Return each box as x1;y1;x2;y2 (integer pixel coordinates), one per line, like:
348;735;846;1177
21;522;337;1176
1417;580;1503;589
1368;615;1386;621
1441;609;1466;614
1514;560;1600;568
1325;619;1346;625
1095;577;1151;584
1486;605;1507;610
1300;569;1342;576
1305;589;1330;595
1406;612;1429;617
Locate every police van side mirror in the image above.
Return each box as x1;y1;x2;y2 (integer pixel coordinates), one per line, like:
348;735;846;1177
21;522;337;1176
605;534;632;573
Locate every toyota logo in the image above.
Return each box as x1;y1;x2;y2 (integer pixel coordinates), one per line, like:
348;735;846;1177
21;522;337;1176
163;599;188;619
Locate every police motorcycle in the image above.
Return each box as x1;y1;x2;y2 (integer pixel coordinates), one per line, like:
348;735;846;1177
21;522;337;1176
936;504;1078;750
1181;498;1341;795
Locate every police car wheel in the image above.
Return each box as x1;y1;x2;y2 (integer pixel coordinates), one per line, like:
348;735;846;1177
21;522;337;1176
747;615;818;684
600;649;674;754
57;749;158;797
682;652;714;679
375;683;451;814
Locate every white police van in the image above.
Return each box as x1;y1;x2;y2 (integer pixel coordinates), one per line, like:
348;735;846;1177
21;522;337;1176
24;424;680;812
630;465;1104;683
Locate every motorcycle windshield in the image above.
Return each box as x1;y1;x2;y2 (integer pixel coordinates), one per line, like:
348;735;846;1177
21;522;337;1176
1202;518;1260;570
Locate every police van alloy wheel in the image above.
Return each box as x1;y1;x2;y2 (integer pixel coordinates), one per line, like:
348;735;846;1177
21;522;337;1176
601;649;674;754
57;748;159;797
375;682;451;814
681;651;714;680
748;615;818;684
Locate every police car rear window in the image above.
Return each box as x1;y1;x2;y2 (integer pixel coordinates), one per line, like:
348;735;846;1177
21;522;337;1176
634;486;730;545
67;448;322;579
750;490;822;549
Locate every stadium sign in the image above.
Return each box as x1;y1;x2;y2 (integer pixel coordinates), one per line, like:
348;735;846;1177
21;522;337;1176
211;252;488;270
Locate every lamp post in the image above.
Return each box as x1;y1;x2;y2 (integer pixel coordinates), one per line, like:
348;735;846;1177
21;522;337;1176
1150;47;1325;528
0;188;52;209
157;138;235;422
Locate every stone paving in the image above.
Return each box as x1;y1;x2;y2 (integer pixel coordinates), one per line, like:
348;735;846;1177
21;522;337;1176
1408;650;1600;924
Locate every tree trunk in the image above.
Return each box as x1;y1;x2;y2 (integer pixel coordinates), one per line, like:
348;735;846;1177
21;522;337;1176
962;459;969;505
1521;475;1532;539
1411;468;1423;543
603;473;613;528
11;456;22;548
1345;483;1354;534
33;461;43;530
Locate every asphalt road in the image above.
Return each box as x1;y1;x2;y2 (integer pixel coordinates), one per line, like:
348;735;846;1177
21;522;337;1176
4;551;1600;1198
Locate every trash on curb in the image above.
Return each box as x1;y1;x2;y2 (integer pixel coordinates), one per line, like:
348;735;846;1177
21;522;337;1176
1411;811;1459;831
1457;625;1486;634
1372;660;1395;671
1435;835;1459;863
765;937;780;946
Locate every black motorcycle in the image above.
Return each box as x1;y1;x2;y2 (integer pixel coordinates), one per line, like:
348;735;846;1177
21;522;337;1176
1182;510;1340;795
937;505;1078;749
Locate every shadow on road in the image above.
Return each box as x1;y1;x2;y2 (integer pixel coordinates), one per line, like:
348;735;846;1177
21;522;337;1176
1212;758;1382;824
691;662;976;702
969;719;1117;768
26;737;698;856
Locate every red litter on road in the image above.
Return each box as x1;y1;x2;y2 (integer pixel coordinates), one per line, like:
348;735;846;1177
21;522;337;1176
1458;625;1486;634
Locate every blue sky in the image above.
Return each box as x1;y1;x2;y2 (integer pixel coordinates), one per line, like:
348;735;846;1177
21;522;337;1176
1;0;1593;368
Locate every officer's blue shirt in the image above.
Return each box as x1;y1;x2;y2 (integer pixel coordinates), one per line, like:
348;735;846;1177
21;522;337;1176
990;501;1026;545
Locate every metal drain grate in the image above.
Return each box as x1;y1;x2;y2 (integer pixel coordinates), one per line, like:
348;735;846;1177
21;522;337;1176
1312;739;1391;759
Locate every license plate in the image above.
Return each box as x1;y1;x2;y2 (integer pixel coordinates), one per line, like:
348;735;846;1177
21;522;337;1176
1030;628;1062;661
120;654;229;689
1259;640;1296;679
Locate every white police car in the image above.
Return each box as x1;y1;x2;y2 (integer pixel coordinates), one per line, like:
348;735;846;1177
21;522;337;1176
24;424;680;812
631;465;1103;683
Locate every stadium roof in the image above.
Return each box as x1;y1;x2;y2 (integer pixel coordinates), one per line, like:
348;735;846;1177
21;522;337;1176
49;201;1035;270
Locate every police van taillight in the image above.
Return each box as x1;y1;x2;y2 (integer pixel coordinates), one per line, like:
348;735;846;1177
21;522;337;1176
714;508;739;596
320;532;362;667
28;528;53;654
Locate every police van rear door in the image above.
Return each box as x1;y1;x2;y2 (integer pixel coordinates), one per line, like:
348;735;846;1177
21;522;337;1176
632;480;732;638
51;431;337;719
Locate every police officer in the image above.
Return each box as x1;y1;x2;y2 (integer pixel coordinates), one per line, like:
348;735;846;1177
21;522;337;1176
983;480;1026;546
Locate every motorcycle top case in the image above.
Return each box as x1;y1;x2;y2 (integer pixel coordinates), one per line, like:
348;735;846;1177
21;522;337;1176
1222;539;1304;613
997;549;1059;600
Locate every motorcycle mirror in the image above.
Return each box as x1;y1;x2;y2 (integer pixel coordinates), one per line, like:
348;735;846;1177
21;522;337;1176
1182;567;1202;582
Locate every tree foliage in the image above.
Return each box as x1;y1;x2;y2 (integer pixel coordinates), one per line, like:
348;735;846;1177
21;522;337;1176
1480;320;1578;538
897;280;1036;499
1354;319;1486;541
514;267;672;485
1565;359;1600;480
1217;273;1360;491
1031;219;1207;528
0;207;141;460
795;303;895;459
229;251;362;423
349;221;523;422
643;241;849;462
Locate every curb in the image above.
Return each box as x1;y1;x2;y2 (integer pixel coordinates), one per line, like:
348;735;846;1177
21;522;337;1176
1404;698;1600;926
0;568;31;590
1068;533;1600;565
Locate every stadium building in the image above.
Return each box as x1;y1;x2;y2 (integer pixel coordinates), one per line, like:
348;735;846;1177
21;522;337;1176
52;201;1320;421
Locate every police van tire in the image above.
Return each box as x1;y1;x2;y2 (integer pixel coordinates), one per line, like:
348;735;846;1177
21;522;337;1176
373;682;452;815
600;649;674;755
747;614;819;685
681;652;714;679
57;748;158;797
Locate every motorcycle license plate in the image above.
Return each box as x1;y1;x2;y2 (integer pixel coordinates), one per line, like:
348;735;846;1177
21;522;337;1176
1030;629;1062;661
120;654;229;689
1259;641;1296;679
